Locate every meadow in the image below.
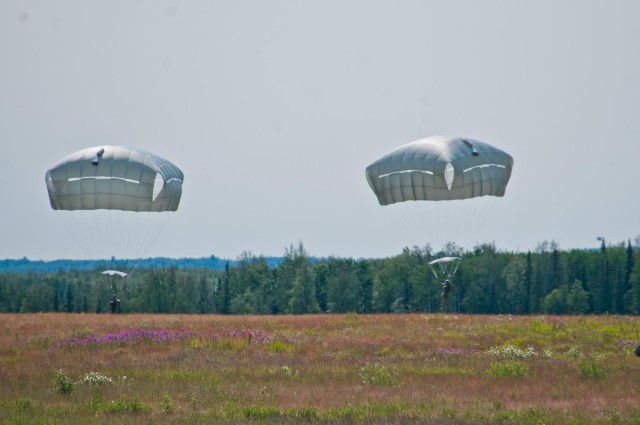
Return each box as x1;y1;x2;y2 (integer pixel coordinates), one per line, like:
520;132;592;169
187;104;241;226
1;313;640;424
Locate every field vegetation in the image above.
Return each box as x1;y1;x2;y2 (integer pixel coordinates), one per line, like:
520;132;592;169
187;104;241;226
2;313;640;424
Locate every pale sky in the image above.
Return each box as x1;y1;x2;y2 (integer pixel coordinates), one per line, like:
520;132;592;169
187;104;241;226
2;1;639;261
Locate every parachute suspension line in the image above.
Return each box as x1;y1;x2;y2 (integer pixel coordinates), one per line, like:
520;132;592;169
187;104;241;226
58;211;110;261
429;263;440;280
67;211;174;295
123;211;176;278
376;196;502;256
55;210;175;293
57;212;91;260
451;197;490;251
98;270;129;294
428;202;450;252
381;203;424;251
409;200;464;255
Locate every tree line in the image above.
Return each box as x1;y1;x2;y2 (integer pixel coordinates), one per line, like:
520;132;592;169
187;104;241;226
1;239;640;315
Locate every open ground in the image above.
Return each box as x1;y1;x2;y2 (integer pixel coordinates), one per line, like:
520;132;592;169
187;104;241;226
1;313;640;424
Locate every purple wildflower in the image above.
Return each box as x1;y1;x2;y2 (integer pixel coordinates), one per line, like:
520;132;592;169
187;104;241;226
50;328;193;350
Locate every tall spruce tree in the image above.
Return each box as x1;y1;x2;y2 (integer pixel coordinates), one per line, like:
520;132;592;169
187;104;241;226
623;240;634;312
222;262;231;314
525;251;533;313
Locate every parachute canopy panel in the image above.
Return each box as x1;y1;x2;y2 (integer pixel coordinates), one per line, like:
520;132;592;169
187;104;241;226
46;146;183;212
365;136;513;206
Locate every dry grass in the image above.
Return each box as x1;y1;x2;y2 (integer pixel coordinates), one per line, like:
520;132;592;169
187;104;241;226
1;313;640;424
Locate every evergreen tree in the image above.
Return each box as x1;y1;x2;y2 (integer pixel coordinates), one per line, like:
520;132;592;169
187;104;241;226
64;283;74;313
524;251;533;313
535;241;553;299
222;262;231;314
314;263;329;312
503;255;527;314
357;261;373;313
630;261;640;313
551;246;563;291
590;238;609;313
197;274;212;314
623;240;634;312
53;289;60;312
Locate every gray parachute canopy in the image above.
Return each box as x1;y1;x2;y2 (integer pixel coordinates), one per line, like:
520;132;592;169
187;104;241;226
365;136;513;206
45;146;183;212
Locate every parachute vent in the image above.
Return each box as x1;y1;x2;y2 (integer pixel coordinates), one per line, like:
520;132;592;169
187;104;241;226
152;173;164;202
444;163;454;191
461;139;479;156
91;148;105;166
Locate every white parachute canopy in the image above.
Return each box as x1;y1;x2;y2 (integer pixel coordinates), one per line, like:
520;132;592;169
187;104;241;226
46;145;183;212
45;146;184;266
101;270;128;293
428;256;462;265
101;270;128;278
365;135;513;251
428;256;461;281
365;135;513;205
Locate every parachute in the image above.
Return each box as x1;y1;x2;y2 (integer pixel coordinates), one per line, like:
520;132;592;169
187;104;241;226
365;136;513;301
45;146;184;296
429;257;461;312
428;256;461;282
101;270;128;293
365;135;513;206
45;145;183;212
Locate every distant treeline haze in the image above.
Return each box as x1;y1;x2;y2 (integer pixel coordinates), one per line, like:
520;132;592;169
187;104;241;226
2;240;640;315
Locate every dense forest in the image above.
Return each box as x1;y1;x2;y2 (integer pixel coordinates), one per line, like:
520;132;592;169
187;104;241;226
1;239;640;315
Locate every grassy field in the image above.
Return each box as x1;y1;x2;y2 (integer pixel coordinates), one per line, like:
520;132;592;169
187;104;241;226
1;313;640;424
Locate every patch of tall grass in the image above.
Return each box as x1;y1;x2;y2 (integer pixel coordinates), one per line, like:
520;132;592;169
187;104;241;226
266;340;296;353
578;357;604;378
487;361;529;378
102;397;150;413
359;362;401;386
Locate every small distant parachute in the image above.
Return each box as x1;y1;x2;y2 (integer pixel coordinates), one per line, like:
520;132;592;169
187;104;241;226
428;256;461;282
101;270;128;293
101;270;128;278
45;145;183;212
365;135;513;206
